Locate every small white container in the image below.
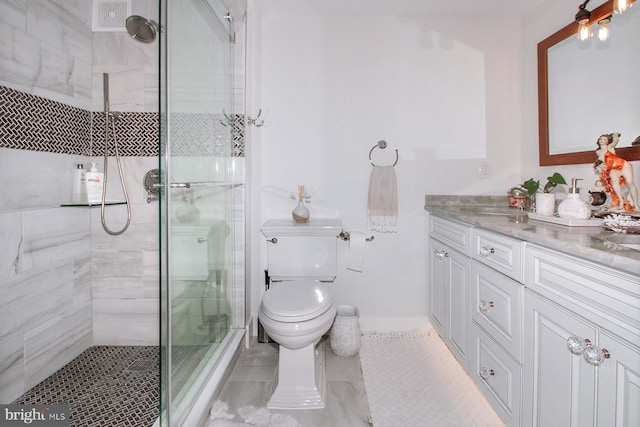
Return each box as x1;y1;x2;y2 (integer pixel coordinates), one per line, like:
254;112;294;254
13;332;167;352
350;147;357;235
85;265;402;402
535;193;556;216
330;305;361;357
71;163;87;203
85;162;104;204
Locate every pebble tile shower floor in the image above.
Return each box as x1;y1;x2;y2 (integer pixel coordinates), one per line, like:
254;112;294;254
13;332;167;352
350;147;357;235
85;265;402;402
12;346;159;427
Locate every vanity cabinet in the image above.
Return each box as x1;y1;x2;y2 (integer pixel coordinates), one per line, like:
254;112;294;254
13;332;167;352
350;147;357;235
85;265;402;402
523;244;640;427
468;228;525;427
427;216;471;370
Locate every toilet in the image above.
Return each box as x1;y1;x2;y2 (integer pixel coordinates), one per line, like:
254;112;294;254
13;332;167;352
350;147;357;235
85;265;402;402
258;218;342;409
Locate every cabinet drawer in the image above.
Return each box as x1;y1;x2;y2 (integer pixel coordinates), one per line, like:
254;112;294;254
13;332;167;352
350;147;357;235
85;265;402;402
470;322;521;427
429;216;471;256
525;244;640;346
471;228;525;283
471;261;523;362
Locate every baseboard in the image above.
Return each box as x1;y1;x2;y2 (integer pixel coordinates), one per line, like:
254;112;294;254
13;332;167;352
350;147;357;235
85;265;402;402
249;314;432;335
358;316;432;333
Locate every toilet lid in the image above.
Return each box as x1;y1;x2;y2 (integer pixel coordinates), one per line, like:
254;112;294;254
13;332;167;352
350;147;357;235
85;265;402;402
261;281;334;322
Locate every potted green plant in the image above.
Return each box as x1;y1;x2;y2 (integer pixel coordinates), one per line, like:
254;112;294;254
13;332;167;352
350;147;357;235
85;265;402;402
521;173;567;215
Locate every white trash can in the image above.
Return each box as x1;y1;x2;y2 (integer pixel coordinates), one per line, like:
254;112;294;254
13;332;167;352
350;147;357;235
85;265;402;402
330;305;361;357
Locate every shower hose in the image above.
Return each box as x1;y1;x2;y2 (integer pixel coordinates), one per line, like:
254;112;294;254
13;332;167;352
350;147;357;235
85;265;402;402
101;111;132;236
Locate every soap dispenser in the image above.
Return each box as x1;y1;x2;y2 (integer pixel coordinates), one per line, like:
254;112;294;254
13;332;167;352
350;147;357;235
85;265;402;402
85;162;104;204
558;178;592;220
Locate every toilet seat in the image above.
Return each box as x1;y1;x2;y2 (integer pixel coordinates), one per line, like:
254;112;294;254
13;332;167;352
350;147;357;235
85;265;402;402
261;281;333;322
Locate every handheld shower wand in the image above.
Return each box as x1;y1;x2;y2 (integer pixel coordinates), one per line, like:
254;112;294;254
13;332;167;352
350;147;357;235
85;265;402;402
100;73;131;236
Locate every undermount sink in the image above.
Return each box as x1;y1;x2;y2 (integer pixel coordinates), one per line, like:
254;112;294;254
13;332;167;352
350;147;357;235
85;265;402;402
618;243;640;251
603;234;640;252
472;207;517;216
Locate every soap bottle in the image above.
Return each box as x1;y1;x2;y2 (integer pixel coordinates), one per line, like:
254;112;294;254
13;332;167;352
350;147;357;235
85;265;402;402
85;162;104;204
71;163;87;203
558;178;592;220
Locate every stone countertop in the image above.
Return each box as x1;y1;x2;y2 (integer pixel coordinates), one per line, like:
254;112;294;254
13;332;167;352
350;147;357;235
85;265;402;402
424;195;640;277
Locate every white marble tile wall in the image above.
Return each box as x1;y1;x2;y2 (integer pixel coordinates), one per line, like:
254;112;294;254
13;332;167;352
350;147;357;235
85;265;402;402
92;0;159;113
0;0;93;109
90;156;160;346
0;221;92;402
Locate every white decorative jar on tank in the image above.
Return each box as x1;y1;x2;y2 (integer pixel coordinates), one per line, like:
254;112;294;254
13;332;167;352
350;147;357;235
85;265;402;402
330;305;361;357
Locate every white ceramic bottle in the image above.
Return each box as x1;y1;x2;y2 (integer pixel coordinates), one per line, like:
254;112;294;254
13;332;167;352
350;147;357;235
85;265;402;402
71;163;87;203
85;162;104;204
558;178;592;220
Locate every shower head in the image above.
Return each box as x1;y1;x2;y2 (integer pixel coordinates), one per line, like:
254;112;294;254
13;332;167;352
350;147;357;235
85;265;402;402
125;15;159;43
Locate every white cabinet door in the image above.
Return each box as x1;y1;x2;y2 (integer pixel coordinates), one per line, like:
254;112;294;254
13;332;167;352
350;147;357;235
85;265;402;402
447;247;470;369
523;290;598;427
428;237;470;370
596;332;640;427
428;237;447;337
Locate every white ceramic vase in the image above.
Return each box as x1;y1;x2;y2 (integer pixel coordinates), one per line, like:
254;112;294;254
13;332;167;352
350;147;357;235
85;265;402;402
535;193;556;216
330;305;361;357
292;200;310;223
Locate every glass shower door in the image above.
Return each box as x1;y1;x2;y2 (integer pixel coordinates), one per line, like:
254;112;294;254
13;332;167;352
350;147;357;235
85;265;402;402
159;0;239;425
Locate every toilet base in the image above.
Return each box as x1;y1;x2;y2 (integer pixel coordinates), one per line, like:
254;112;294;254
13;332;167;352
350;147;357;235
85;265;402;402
267;339;327;409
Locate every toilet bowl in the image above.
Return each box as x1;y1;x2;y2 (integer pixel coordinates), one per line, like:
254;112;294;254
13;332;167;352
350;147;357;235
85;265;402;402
258;280;337;409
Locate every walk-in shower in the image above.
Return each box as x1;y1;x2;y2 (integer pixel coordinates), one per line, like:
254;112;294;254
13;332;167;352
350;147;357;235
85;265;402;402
0;0;245;425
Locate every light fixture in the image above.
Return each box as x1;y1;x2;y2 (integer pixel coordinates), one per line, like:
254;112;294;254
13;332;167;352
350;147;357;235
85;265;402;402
575;0;592;41
598;15;611;41
613;0;630;14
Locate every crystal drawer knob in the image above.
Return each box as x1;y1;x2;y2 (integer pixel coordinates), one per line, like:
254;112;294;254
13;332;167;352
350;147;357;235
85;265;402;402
435;250;448;260
567;335;586;355
479;246;495;257
479;367;495;380
479;299;494;313
583;343;610;366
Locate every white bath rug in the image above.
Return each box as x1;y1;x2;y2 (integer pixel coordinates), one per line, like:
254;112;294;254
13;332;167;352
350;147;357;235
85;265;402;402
359;330;506;427
207;400;298;427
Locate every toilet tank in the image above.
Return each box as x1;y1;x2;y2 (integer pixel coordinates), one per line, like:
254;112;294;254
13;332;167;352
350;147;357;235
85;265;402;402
262;218;342;282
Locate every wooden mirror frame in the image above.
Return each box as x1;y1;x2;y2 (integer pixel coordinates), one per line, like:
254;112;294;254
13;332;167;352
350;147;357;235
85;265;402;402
538;0;640;166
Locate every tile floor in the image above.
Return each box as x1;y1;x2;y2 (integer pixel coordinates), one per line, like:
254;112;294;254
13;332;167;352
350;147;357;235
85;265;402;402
216;337;372;426
12;346;159;427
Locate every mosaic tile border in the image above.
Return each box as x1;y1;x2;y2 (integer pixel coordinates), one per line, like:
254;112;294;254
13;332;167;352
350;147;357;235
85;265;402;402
0;85;245;157
91;111;159;157
0;86;92;155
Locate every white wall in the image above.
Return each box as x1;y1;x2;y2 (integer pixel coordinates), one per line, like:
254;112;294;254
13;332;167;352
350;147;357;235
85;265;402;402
247;7;525;329
521;0;640;191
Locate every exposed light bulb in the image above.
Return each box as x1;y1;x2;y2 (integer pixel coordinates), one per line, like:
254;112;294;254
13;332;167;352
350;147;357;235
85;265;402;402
598;20;610;41
577;19;592;40
613;0;629;14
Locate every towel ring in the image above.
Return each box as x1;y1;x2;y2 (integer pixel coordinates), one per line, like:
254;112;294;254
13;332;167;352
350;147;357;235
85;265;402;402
369;140;398;167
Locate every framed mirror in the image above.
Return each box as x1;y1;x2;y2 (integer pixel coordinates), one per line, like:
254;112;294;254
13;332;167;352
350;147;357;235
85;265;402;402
538;0;640;165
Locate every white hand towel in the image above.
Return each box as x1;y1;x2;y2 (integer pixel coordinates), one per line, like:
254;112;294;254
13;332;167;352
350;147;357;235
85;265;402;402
347;232;367;272
367;165;397;232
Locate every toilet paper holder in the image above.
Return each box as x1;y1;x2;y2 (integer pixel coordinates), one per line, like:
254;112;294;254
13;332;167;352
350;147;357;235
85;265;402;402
338;231;375;242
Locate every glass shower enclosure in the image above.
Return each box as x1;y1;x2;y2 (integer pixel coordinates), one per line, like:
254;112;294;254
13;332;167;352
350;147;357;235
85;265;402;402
159;0;244;425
